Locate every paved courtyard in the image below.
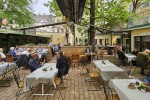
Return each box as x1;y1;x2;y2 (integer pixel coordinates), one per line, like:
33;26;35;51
0;55;143;100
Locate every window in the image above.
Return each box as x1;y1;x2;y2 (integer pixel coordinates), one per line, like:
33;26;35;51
95;39;97;44
141;2;149;8
116;38;121;45
105;38;109;46
99;39;102;45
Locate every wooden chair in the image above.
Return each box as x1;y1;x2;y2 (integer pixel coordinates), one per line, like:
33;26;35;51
47;78;64;100
71;54;80;67
99;50;104;60
80;55;88;74
46;54;51;62
102;78;120;100
0;74;10;87
87;68;101;91
12;70;32;100
6;54;14;62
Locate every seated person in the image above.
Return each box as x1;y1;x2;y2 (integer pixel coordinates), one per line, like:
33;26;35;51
23;48;31;57
143;75;150;86
14;45;23;54
0;48;6;61
41;48;48;62
117;47;126;66
132;48;139;56
8;47;16;57
37;47;42;58
56;51;69;82
85;45;91;63
85;45;91;54
28;56;42;72
136;49;150;75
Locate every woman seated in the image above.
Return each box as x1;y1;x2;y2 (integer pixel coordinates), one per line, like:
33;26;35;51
8;47;16;57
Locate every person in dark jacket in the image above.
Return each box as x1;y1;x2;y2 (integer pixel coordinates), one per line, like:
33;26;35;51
56;51;69;82
28;57;42;72
117;47;127;66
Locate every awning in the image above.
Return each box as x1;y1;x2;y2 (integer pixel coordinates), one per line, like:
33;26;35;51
56;0;86;23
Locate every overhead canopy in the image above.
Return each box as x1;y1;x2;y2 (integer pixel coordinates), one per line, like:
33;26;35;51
0;28;51;38
56;0;86;23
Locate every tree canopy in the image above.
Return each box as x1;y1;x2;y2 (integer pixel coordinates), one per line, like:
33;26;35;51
0;0;34;27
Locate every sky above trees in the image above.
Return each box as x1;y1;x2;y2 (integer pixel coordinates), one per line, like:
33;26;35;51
32;0;50;14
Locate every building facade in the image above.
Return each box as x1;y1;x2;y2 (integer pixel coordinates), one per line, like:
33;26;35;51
128;2;150;51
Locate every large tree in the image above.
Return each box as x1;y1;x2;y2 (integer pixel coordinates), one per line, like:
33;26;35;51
0;0;34;27
45;0;129;44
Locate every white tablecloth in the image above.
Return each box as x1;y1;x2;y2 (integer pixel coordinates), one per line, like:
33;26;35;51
109;79;150;100
93;60;116;68
125;54;136;63
25;63;58;91
0;62;17;75
93;60;128;80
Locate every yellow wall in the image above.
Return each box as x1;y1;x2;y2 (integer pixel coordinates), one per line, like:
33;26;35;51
52;34;66;45
131;27;150;51
95;34;121;45
36;32;66;45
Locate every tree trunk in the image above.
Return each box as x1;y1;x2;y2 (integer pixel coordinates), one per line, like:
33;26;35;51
0;19;2;28
72;25;75;46
89;0;95;45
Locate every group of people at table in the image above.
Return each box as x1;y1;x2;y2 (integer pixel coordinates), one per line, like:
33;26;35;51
0;45;50;61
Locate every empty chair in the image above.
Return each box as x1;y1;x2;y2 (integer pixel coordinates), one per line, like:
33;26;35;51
99;50;105;60
6;54;14;62
71;54;80;67
12;70;27;99
47;78;64;100
102;79;120;100
80;55;88;74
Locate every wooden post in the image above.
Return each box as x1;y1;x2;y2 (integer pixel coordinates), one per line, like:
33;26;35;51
7;34;10;52
23;29;26;44
110;32;113;46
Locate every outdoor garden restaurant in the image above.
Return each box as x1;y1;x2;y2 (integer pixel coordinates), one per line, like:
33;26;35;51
0;45;150;100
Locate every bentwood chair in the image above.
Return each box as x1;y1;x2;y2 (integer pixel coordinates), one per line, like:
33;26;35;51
6;54;14;62
71;54;80;67
87;68;101;91
0;74;10;87
80;55;88;74
46;53;51;62
101;78;120;100
12;70;32;100
98;50;105;60
47;78;64;100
